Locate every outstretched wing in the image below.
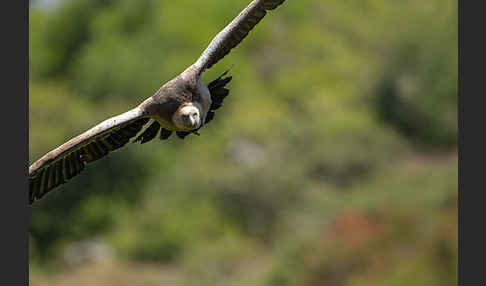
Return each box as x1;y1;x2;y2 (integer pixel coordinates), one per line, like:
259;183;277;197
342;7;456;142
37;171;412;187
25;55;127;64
194;0;286;73
29;107;150;205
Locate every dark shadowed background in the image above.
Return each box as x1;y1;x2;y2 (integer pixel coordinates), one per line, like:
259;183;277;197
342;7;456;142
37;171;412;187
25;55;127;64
29;0;457;285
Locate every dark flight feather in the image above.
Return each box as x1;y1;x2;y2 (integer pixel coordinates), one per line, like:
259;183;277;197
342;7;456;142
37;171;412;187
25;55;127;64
134;121;162;144
160;128;173;140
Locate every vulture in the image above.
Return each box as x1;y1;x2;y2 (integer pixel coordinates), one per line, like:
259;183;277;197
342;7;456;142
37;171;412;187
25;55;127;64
29;0;287;205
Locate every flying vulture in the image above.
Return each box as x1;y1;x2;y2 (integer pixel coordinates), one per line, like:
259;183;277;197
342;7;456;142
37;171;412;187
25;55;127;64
29;0;287;205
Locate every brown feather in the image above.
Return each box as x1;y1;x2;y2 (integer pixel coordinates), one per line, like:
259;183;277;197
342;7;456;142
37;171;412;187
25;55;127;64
29;110;150;205
194;0;286;72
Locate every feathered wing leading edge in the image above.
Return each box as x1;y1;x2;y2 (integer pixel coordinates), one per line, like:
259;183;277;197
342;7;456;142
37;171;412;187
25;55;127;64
29;108;150;205
194;0;286;73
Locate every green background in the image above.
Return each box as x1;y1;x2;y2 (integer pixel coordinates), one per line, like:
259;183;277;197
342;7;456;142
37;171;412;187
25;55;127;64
29;0;457;285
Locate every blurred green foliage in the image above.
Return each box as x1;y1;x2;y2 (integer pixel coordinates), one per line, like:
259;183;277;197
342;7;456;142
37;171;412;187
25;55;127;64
29;0;457;285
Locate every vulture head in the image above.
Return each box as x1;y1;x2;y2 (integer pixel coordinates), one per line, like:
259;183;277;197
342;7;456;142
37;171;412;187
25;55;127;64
173;104;202;130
